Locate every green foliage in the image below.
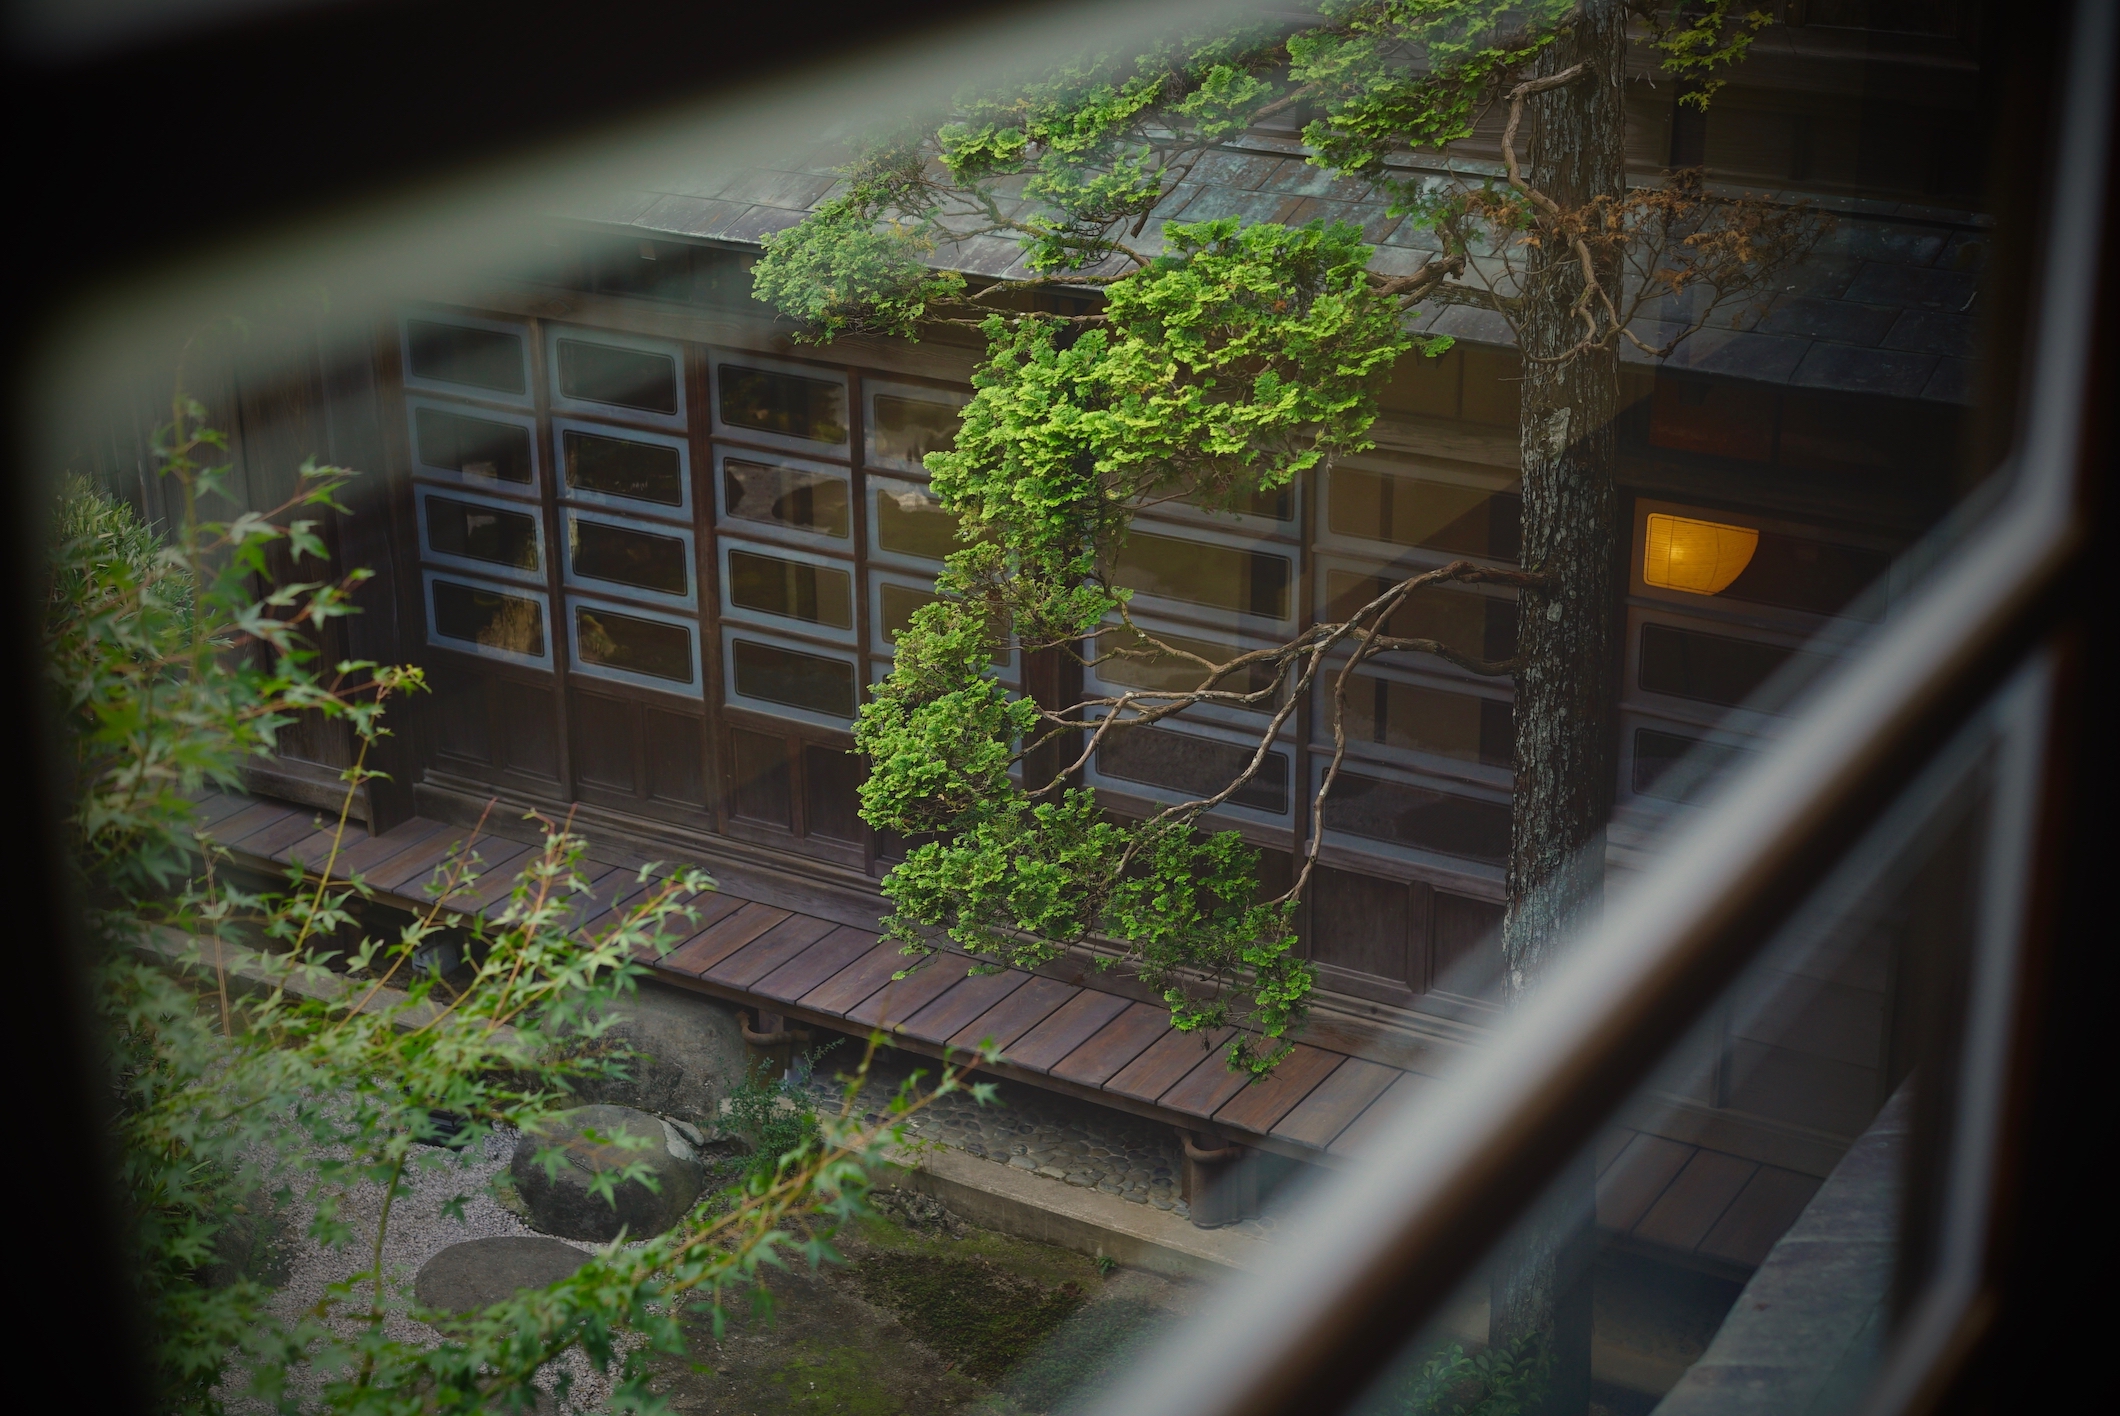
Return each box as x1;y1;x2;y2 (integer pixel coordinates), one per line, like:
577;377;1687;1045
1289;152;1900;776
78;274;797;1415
719;1047;839;1189
755;170;967;342
1646;1;1774;109
50;399;987;1413
1398;1334;1554;1416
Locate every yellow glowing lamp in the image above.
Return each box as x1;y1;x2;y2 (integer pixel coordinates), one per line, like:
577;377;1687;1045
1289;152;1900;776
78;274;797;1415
1643;513;1759;595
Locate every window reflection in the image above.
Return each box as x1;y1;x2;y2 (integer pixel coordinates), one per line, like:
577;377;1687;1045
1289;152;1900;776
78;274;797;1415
414;406;533;485
427;495;540;572
575;605;693;683
568;517;689;597
563;428;684;507
431;579;546;657
406;319;525;395
556;338;679;414
724;458;851;539
728;548;853;629
719;363;847;444
730;637;857;718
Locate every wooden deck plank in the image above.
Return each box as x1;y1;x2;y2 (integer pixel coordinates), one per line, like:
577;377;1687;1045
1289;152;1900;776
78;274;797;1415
1595;1133;1697;1233
328;818;449;878
451;842;541;913
661;902;791;977
1105;1024;1229;1104
844;956;969;1029
545;864;627;931
948;975;1076;1053
1154;1036;1253;1118
643;892;747;960
1213;1045;1345;1137
755;927;880;1005
897;970;1031;1046
190;790;254;826
1004;991;1131;1073
209;800;303;846
1270;1056;1399;1151
1696;1165;1822;1269
232;809;323;863
1050;1002;1173;1087
1595;1127;1638;1177
570;874;659;937
1632;1149;1759;1252
277;826;346;869
706;914;840;989
366;828;478;895
791;939;909;1017
1328;1071;1437;1158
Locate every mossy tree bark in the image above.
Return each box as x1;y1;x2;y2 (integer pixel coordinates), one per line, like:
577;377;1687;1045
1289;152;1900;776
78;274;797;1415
1493;3;1629;1410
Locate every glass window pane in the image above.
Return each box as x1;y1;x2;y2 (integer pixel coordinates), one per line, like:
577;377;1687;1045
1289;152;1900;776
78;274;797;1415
1325;771;1509;862
1330;469;1521;560
731;638;856;718
723;458;850;538
426;495;540;572
575;605;693;683
1632;727;1762;804
1719;533;1889;619
406;319;525;395
1096;727;1288;815
569;518;688;596
728;548;853;629
719;363;847;444
874;481;962;561
1341;672;1512;766
869;391;960;467
1091;625;1279;713
413;406;533;484
878;581;935;643
1638;623;1833;709
562;429;684;507
1325;569;1518;662
1111;530;1292;620
431;579;545;657
556;338;679;414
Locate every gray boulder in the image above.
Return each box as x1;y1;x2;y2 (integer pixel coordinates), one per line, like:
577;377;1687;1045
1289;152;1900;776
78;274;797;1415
567;982;747;1129
510;1104;704;1242
415;1236;590;1316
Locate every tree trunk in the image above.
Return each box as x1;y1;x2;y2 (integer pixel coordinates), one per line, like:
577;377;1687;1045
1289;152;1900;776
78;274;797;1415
1492;2;1628;1410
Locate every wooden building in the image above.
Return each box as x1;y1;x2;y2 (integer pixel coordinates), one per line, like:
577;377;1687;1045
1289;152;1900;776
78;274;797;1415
84;0;1988;1293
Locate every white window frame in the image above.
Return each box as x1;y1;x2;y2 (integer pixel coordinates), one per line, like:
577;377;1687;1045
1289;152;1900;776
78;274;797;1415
1105;517;1302;634
1309;647;1514;790
561;507;698;611
865;473;964;570
565;594;703;695
551;416;693;521
421;569;553;670
716;536;860;646
721;625;863;731
708;348;852;458
545;324;688;429
1308;753;1509;890
399;309;534;407
1081;610;1291;733
404;395;542;498
1082;714;1298;830
1314;454;1520;564
861;377;968;475
414;484;547;587
712;443;856;551
1312;550;1521;685
867;567;1020;686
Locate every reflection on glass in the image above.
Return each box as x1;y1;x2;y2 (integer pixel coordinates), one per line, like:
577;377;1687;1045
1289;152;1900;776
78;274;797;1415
1111;530;1292;619
406;320;525;395
1092;625;1279;713
723;458;850;538
728;548;853;629
878;582;935;643
1644;513;1759;595
1632;728;1760;804
563;429;684;507
869;391;961;468
1097;726;1288;814
556;338;678;414
1330;469;1521;560
575;605;693;682
730;638;856;718
568;517;688;596
1325;570;1518;662
1341;671;1512;766
1325;771;1509;862
426;495;540;572
874;482;962;561
413;406;533;484
431;579;545;656
1638;623;1830;709
719;364;847;444
1655;525;1890;620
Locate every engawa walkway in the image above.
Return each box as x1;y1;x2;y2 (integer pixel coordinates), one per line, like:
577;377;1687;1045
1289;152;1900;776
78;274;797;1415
193;790;1822;1271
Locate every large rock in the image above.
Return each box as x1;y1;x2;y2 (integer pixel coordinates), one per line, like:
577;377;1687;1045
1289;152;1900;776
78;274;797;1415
415;1236;591;1315
510;1104;704;1242
566;982;747;1129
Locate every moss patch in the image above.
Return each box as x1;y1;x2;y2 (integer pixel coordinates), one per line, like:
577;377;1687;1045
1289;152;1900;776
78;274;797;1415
767;1342;907;1415
998;1296;1171;1412
852;1250;1087;1382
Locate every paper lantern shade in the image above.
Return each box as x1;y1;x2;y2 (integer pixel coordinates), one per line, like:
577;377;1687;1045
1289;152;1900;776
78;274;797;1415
1643;513;1759;595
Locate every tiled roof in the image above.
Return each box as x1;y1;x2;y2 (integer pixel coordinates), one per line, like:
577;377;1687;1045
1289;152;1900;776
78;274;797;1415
571;135;1985;404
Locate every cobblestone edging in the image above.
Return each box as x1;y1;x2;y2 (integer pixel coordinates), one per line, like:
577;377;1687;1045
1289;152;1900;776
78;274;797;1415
799;1053;1287;1242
